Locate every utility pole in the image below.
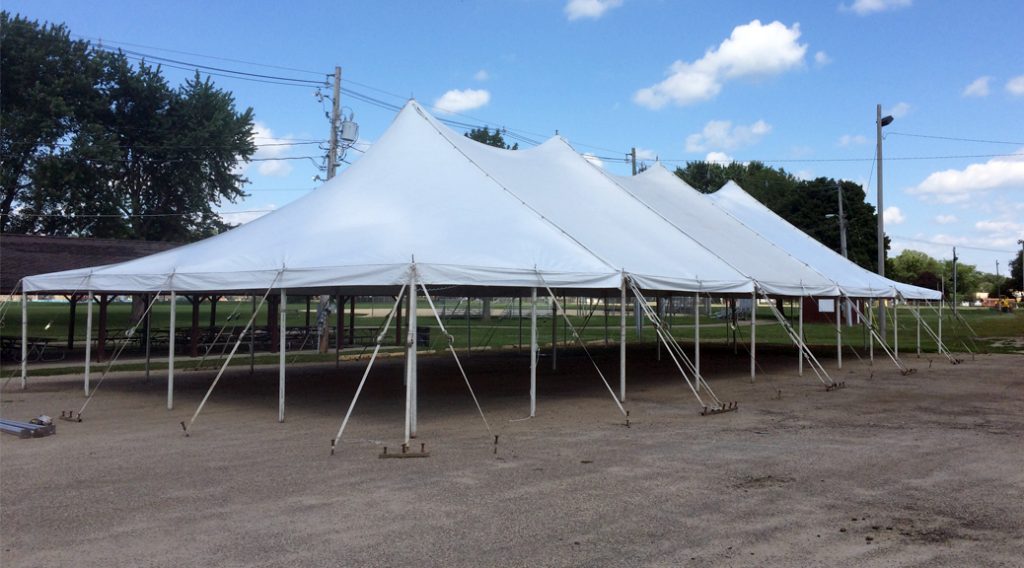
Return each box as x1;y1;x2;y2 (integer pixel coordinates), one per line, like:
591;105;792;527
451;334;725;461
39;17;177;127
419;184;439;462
630;147;637;176
876;104;894;338
326;66;342;180
1018;239;1024;298
319;66;342;353
952;247;958;316
996;260;1001;300
837;181;847;259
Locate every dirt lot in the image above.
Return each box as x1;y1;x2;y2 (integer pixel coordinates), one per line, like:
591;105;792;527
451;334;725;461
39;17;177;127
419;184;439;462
2;345;1022;567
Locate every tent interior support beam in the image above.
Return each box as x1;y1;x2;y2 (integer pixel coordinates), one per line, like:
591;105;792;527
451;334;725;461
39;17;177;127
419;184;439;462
404;271;418;444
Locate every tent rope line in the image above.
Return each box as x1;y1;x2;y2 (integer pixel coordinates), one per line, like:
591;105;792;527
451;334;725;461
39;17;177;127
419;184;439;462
331;285;407;455
537;275;628;420
419;282;494;438
75;282;169;419
630;282;728;410
182;271;283;436
923;300;976;355
847;297;917;373
906;302;960;364
759;289;837;388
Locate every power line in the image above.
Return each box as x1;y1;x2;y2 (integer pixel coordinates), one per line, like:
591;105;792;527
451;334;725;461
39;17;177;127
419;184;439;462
888;131;1024;146
890;235;1015;254
115;48;327;86
653;152;1022;164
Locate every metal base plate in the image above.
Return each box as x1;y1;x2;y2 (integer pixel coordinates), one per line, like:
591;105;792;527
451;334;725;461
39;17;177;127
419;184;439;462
700;402;738;416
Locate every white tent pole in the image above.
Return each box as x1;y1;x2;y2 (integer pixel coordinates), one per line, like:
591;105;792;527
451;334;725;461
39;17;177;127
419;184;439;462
868;300;874;363
893;299;899;358
694;292;700;392
410;278;417;439
84;291;93;396
20;292;28;390
551;297;557;371
530;287;537;417
403;269;418;443
750;290;756;382
916;302;921;356
619;274;627;403
938;299;943;351
278;288;286;422
798;297;804;376
836;298;842;369
167;291;175;409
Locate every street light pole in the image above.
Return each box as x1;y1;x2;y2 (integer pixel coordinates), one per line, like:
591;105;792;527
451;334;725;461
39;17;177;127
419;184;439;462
876;104;894;338
837;180;848;259
1018;239;1024;299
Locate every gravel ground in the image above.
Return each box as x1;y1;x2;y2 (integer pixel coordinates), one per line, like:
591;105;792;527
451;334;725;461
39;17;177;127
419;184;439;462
2;345;1022;567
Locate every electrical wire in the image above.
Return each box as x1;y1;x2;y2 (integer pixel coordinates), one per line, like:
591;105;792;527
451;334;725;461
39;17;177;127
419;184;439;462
888;131;1024;146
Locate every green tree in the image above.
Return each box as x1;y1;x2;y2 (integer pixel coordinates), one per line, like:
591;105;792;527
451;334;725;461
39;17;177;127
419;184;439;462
1;12;256;241
674;161;885;270
1009;250;1023;294
465;126;518;150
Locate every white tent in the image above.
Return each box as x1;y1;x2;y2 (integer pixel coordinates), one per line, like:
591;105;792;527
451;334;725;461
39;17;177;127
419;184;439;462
611;165;841;298
706;181;941;301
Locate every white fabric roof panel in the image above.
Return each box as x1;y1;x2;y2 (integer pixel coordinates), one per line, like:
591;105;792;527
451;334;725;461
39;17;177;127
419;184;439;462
421;110;753;294
25;102;623;293
707;181;941;300
612;166;841;297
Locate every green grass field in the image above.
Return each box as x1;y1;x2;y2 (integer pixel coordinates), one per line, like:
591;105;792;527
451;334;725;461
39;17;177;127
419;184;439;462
2;296;1020;377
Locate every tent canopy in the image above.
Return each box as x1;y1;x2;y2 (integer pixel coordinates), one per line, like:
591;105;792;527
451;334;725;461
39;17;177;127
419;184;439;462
708;180;941;300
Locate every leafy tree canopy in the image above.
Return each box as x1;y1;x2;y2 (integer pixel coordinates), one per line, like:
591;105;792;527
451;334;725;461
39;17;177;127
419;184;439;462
1;12;256;241
465;126;518;150
674;161;885;271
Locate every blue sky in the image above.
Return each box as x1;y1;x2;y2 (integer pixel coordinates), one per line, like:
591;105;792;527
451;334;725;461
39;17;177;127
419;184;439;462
7;0;1024;273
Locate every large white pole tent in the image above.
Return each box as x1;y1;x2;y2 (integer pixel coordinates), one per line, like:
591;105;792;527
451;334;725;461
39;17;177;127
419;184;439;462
18;100;937;437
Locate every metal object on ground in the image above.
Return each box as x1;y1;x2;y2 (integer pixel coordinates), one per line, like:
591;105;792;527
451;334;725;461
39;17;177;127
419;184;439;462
700;402;738;416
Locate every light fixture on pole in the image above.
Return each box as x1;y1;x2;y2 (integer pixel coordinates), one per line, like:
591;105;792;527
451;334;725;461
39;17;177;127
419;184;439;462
876;104;894;337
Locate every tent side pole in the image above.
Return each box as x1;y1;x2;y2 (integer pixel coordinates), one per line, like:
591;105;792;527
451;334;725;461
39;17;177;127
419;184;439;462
551;297;557;371
836;298;842;369
750;291;756;382
694;292;700;391
20;293;28;390
938;300;943;351
916;302;921;356
167;292;175;409
893;299;899;358
619;276;627;402
279;288;286;423
145;294;152;380
798;297;804;376
868;300;874;363
530;288;537;417
84;291;93;396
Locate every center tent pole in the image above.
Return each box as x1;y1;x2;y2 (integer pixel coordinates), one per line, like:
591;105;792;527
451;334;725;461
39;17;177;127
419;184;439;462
619;274;627;403
893;299;899;358
530;288;538;417
167;291;175;409
798;297;804;377
278;288;287;423
84;291;93;396
404;269;418;444
750;290;756;382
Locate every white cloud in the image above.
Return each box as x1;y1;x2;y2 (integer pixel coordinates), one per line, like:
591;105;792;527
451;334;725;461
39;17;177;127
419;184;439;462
838;134;868;146
907;150;1024;203
841;0;912;16
245;122;295;178
887;101;911;118
634;147;657;161
962;76;991;97
883;206;906;224
814;51;831;66
1006;75;1024;96
433;89;491;114
935;214;958;224
976;219;1024;234
633;20;808;109
582;153;604;168
705;151;735;164
565;0;623;21
474;69;490;82
795;170;815;181
685;119;772;152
